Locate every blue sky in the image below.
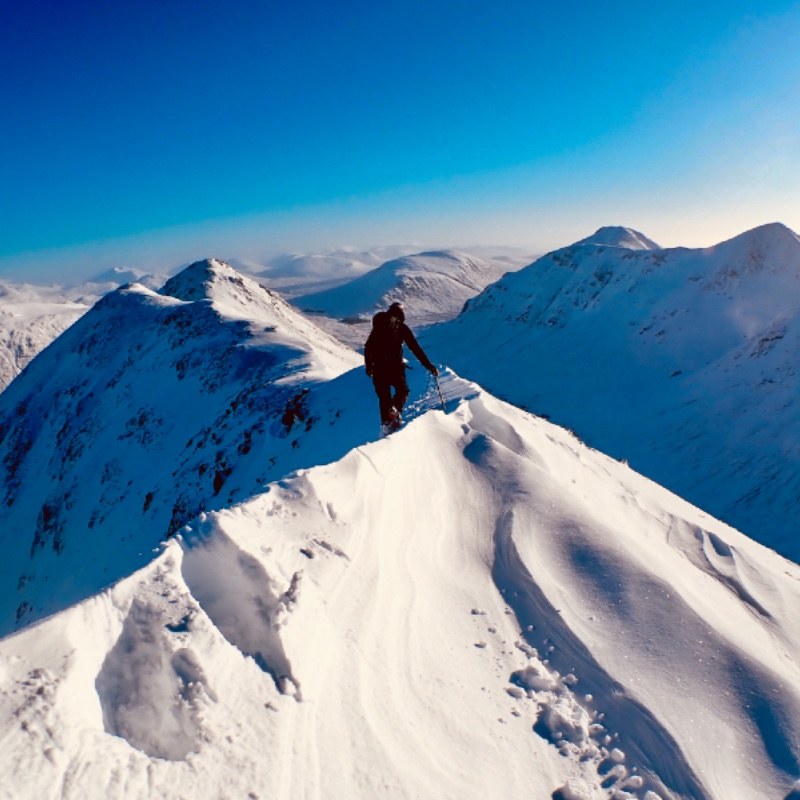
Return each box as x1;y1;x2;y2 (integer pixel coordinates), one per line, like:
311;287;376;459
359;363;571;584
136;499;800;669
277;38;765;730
1;0;799;281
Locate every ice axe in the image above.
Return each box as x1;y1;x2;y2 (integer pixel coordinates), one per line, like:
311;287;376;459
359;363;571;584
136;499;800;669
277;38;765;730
433;369;446;412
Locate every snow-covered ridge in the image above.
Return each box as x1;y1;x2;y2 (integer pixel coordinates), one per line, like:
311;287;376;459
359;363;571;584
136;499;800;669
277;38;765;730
1;372;799;800
2;241;800;800
0;269;166;392
293;249;515;327
426;222;800;561
0;259;360;635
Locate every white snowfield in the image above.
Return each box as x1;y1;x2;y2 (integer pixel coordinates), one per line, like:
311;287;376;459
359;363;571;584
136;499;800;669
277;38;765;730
1;256;799;800
1;372;800;800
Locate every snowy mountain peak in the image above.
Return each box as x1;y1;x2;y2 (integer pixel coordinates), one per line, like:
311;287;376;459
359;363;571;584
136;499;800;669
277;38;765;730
159;258;322;332
411;249;472;263
426;221;800;560
708;221;800;266
574;226;660;251
159;258;244;303
416;249;458;258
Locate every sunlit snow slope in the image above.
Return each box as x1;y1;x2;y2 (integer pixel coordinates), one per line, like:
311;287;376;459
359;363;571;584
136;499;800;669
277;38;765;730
425;223;800;562
2;257;799;800
0;259;361;635
294;250;512;326
1;372;799;800
0;269;166;391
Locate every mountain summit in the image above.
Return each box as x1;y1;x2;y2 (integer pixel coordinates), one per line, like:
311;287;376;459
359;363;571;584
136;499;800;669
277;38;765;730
426;223;800;560
574;226;660;250
1;244;800;800
0;260;360;634
294;250;513;326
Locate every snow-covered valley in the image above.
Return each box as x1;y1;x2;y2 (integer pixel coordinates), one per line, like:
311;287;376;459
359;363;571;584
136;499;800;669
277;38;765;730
1;252;799;800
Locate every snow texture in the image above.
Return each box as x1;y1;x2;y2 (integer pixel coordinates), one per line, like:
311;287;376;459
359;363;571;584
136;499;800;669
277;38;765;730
0;252;799;800
425;222;800;561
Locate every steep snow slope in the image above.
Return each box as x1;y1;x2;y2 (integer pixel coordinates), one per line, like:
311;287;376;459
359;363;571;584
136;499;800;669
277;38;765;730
0;290;88;392
294;250;514;326
425;223;800;562
0;259;360;635
1;372;799;800
0;270;166;392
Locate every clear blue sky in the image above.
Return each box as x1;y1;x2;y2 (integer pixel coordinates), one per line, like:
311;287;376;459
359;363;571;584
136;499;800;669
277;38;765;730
2;0;799;281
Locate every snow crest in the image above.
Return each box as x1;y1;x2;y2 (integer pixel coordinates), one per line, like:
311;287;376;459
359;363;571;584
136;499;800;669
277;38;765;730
1;371;799;799
426;222;800;561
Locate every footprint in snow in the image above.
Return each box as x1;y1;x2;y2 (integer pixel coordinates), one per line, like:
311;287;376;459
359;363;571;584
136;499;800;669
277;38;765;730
95;599;212;760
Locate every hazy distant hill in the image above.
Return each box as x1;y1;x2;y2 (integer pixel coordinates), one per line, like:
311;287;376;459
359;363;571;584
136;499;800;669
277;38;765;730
294;249;516;326
0;269;168;391
229;246;420;298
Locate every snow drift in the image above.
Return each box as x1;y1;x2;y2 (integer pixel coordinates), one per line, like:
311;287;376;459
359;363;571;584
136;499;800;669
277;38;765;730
1;371;799;800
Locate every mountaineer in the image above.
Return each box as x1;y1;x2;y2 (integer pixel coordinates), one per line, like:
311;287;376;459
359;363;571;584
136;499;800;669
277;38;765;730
364;302;438;434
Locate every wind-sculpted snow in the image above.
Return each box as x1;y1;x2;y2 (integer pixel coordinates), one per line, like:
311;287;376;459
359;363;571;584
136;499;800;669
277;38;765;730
425;222;800;561
95;598;210;760
1;372;799;799
181;522;302;697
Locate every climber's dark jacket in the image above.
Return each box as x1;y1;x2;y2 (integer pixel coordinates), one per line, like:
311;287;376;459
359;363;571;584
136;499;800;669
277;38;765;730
364;311;435;377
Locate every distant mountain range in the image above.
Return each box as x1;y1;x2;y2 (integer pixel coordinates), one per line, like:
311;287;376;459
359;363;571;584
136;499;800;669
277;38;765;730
0;248;527;387
293;249;517;326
